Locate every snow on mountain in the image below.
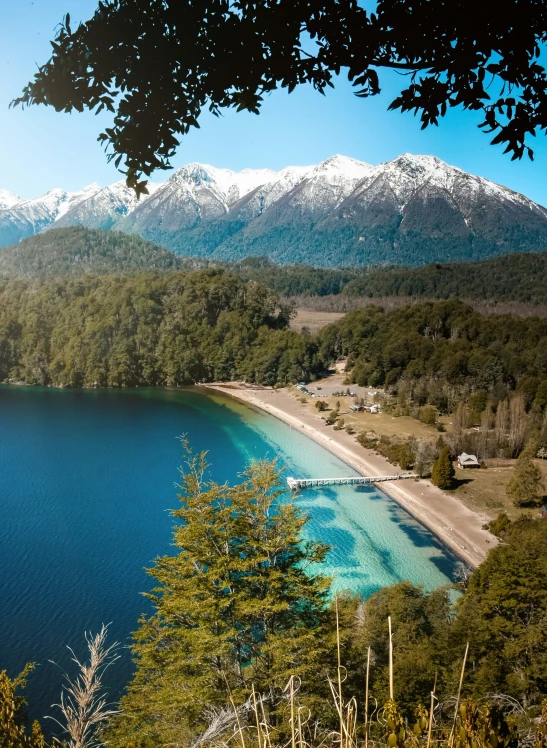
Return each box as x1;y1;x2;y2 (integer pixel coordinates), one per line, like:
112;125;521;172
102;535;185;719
52;180;162;231
113;163;280;236
0;184;101;247
3;153;547;266
250;154;372;220
0;190;20;210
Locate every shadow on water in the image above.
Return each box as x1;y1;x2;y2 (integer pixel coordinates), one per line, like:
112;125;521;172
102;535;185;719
429;553;461;580
386;505;441;549
296;504;337;525
355;485;383;499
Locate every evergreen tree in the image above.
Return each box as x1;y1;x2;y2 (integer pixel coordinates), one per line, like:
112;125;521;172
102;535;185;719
105;447;332;747
506;445;545;506
431;447;455;489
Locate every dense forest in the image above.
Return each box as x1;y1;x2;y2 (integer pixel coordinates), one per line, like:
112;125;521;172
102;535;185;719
2;271;547;412
0;270;322;387
234;253;547;305
3;228;547;308
319;299;547;406
4;460;547;747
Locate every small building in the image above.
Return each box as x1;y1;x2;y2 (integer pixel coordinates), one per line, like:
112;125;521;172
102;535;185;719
539;504;547;519
457;452;480;469
350;404;366;412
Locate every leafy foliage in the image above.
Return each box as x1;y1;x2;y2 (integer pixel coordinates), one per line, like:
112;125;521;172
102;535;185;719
14;1;547;181
0;270;323;387
0;665;45;748
506;445;545;506
319;299;547;405
454;517;547;701
105;452;332;747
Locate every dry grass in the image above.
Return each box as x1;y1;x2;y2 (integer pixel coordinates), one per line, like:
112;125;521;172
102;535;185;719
286;295;547;319
290;309;346;333
294;390;439;441
47;626;120;748
448;461;547;521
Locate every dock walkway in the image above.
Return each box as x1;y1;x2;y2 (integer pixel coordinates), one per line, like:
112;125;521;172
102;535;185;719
287;474;417;491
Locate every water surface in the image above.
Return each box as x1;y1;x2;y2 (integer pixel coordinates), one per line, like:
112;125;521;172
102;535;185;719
0;385;459;728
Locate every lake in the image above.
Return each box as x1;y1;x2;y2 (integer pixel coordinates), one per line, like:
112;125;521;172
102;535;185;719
0;385;459;729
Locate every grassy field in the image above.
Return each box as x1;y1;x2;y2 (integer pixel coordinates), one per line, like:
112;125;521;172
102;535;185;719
449;461;547;521
290;308;345;334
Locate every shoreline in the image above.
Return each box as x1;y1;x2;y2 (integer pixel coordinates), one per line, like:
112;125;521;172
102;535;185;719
202;383;497;569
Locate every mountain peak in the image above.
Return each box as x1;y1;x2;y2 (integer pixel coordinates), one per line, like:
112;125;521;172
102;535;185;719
0;189;21;210
2;154;547;268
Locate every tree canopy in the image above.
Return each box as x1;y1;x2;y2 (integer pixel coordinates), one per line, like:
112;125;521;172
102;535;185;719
14;0;547;187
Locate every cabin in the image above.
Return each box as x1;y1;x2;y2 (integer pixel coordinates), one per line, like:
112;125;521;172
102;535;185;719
457;452;480;469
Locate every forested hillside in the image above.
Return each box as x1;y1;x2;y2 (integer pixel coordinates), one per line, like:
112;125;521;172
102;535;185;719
0;270;322;387
2;228;547;307
233;253;547;305
319;299;547;405
0;227;185;278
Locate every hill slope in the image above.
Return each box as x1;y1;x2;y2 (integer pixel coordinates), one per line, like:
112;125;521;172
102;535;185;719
2;228;547;308
0;227;184;278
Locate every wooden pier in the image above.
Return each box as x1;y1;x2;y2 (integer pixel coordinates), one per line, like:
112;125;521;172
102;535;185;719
286;474;417;491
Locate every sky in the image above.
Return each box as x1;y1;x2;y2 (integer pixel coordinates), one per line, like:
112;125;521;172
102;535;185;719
3;0;547;205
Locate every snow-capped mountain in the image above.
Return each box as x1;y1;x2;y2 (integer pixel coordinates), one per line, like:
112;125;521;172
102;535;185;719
0;185;101;246
52;180;162;231
3;154;547;266
0;190;20;211
114;163;279;236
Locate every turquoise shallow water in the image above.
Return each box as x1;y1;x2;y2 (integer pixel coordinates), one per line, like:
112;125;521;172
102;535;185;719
0;385;459;730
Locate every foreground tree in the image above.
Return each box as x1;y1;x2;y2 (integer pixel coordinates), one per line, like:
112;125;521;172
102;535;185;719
0;666;45;748
105;448;332;747
431;447;455;489
506;444;545;506
14;1;547;187
454;517;547;703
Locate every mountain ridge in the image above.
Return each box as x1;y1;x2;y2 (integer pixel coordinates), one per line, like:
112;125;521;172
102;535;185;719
2;154;547;266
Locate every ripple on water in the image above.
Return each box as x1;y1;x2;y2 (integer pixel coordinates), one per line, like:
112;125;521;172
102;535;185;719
0;385;459;732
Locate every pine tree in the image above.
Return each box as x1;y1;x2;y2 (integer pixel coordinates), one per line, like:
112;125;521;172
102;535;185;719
506;445;544;507
105;446;332;747
431;447;455;489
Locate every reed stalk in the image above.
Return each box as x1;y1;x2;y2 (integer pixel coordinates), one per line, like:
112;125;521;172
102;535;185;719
448;643;469;748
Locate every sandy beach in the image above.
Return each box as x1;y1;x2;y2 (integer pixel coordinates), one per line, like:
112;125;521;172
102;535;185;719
203;383;497;569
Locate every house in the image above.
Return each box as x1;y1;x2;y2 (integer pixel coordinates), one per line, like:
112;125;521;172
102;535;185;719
457;452;480;469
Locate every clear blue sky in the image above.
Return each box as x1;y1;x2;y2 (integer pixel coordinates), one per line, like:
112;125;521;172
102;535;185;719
3;0;547;205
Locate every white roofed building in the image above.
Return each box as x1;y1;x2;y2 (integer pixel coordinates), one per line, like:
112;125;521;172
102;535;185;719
457;452;480;469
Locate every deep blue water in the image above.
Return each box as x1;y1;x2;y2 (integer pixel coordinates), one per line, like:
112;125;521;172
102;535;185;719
0;385;459;731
